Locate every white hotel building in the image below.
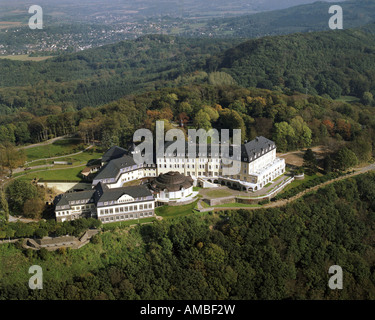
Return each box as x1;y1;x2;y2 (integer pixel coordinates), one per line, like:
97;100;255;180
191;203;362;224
92;136;285;192
55;136;285;223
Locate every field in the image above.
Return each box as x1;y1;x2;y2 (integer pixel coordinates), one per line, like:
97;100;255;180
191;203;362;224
0;226;145;286
0;21;23;29
281;173;322;193
101;217;157;231
0;55;54;61
25;139;86;161
17;165;87;182
203;189;234;198
155;200;198;219
335;95;361;103
278;146;327;167
213;203;261;208
28;150;102;167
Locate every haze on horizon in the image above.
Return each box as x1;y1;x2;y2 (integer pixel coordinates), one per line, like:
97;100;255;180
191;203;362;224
0;0;346;16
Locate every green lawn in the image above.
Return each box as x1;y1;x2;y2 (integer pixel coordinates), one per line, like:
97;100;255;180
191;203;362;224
213;203;262;208
0;55;54;61
335;95;361;103
155;200;198;219
25;139;85;161
17;165;86;182
264;182;272;188
204;189;233;198
273;173;285;182
282;173;321;193
28;150;102;167
101;217;157;231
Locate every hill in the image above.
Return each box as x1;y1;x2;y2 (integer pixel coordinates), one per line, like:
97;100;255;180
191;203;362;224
0;35;239;115
206;0;375;38
2;22;375;117
210;22;375;99
2;172;375;299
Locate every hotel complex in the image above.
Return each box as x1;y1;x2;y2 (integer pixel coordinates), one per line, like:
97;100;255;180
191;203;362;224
54;136;285;223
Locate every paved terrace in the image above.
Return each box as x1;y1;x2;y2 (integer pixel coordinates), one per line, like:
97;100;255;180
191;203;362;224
199;173;291;199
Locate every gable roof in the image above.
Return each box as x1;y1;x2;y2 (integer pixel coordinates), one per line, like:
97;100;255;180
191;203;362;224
94;154;137;181
96;184;152;205
55;189;96;210
241;136;276;162
101;146;128;163
155;136;275;162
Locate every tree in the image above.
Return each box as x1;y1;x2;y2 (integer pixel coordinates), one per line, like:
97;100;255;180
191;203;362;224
218;109;246;142
35;228;48;239
303;148;318;174
193;110;212;132
361;91;373;106
290;116;312;148
0;143;26;176
0;190;9;222
323;155;333;174
333;147;358;171
273;122;296;152
6;180;38;215
208;72;236;86
23;198;45;220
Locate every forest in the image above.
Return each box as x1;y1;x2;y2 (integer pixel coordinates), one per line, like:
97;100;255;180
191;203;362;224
1;172;375;299
207;0;375;38
1;84;374;170
2;22;375;120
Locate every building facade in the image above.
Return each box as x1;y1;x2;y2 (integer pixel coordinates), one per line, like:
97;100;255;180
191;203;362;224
55;136;285;223
55;183;155;224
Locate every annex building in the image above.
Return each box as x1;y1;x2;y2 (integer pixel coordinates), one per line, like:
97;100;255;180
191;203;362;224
54;136;285;223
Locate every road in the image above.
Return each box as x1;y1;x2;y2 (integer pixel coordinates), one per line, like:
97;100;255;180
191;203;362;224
17;134;75;150
206;163;375;212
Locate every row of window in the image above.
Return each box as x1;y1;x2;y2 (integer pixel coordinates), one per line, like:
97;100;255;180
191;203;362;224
69;199;93;205
100;211;153;222
99;203;153;215
57;211;70;216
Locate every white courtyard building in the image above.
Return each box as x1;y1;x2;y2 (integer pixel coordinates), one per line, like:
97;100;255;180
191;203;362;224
93;136;285;192
55;136;285;222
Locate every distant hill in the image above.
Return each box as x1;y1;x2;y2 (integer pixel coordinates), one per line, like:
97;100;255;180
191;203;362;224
208;22;375;99
0;35;239;113
2;21;375;116
206;0;375;38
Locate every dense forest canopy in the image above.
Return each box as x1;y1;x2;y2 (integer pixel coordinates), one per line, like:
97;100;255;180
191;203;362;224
1;173;375;299
207;0;375;38
211;23;375;99
1;85;374;155
2;22;375;120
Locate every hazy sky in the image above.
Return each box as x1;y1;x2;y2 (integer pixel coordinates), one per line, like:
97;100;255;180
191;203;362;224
0;0;346;11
